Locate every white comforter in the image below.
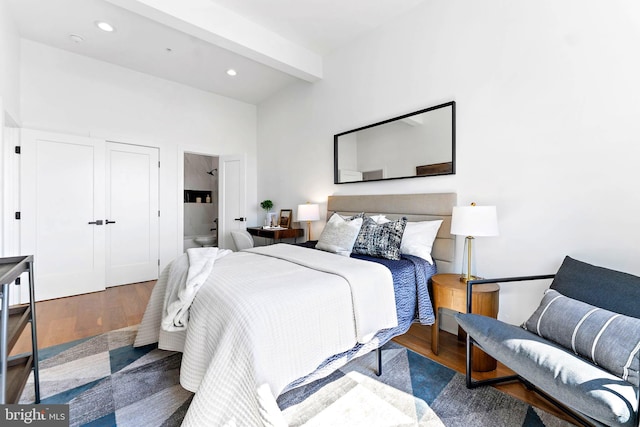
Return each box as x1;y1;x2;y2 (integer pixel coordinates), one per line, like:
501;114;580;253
162;247;232;331
135;244;396;426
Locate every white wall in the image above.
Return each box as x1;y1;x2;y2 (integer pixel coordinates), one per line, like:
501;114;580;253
0;1;20;120
0;1;21;259
19;40;257;269
257;0;640;325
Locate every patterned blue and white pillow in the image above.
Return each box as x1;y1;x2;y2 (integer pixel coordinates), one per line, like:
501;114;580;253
364;216;442;264
352;216;407;260
524;289;640;387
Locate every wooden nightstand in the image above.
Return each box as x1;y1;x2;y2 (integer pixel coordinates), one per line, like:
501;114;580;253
246;227;304;244
430;273;499;372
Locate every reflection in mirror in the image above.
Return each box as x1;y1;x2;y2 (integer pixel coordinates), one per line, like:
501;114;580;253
334;101;455;183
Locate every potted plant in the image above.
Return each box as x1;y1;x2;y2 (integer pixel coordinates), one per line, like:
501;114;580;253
260;200;274;226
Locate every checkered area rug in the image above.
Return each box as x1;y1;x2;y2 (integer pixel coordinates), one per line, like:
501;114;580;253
20;326;572;426
20;326;191;426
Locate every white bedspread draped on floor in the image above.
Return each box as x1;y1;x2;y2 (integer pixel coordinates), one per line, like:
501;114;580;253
134;244;397;426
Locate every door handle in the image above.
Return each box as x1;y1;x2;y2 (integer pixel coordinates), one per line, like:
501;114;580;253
234;217;247;221
88;220;104;225
106;220;116;224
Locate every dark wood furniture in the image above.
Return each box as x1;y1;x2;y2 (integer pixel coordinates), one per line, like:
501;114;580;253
0;255;40;404
246;227;303;244
416;162;453;176
430;273;499;372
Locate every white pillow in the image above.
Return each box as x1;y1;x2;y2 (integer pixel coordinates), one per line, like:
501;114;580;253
337;213;364;221
400;220;443;264
369;214;388;224
357;216;442;263
315;214;364;256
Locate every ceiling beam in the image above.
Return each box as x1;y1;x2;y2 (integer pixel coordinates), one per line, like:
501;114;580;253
105;0;322;82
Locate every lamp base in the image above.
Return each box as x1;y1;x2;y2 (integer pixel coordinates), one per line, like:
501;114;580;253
460;236;478;283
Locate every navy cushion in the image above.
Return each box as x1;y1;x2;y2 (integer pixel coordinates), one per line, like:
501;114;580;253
551;257;640;318
457;313;638;427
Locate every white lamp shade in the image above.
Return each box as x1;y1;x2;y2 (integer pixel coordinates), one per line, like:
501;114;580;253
297;203;320;222
450;205;499;237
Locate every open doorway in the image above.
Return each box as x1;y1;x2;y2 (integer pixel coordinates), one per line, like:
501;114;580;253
183;153;219;251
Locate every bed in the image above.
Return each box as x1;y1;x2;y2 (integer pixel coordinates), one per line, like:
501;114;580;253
134;192;456;426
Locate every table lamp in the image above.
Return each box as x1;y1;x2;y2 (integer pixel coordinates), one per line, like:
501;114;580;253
297;203;320;241
450;203;499;282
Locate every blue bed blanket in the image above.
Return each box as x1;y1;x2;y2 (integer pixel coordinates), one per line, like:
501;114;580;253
352;253;436;326
281;253;436;393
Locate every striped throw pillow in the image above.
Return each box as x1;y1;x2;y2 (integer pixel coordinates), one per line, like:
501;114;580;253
524;289;640;387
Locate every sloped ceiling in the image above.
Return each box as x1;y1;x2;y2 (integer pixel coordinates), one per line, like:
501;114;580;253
8;0;425;104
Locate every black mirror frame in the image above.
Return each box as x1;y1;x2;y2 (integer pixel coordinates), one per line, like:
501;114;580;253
334;101;456;184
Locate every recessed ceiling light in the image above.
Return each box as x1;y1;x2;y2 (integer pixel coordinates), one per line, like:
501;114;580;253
95;21;115;32
69;34;84;43
226;69;237;77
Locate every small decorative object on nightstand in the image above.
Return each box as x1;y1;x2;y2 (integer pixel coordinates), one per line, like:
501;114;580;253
430;273;499;372
260;200;274;227
278;209;292;228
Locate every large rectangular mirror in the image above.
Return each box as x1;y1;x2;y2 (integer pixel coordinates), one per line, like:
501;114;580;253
334;101;455;184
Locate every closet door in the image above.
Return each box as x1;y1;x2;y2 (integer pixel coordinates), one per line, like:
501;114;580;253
105;142;159;286
21;129;106;301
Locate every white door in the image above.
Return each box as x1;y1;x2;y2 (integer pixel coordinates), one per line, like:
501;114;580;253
218;155;246;250
106;142;159;287
3;126;27;304
21;129;106;300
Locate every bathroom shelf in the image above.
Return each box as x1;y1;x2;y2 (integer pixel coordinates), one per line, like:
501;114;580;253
184;190;212;203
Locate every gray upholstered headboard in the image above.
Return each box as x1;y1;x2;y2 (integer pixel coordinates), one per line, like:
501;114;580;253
327;193;457;273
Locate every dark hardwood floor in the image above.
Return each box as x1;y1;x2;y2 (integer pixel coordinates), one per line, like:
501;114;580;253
11;280;575;424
